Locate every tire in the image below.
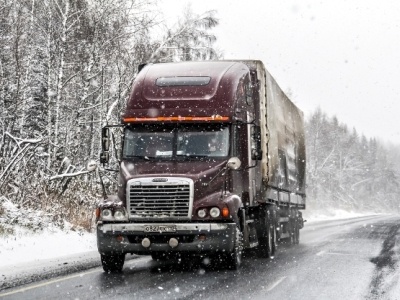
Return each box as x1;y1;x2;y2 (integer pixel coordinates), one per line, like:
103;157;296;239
226;227;243;270
293;220;300;245
257;211;276;258
101;253;125;273
270;222;277;256
289;210;300;245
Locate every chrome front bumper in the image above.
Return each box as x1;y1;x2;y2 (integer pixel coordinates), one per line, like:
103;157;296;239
97;222;236;255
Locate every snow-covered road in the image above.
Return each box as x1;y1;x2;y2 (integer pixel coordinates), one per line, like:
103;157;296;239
2;214;400;299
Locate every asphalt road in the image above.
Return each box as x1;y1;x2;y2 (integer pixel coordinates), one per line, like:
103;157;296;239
1;215;400;300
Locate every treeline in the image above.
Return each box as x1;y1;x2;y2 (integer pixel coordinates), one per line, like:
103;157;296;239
0;0;219;229
305;108;400;213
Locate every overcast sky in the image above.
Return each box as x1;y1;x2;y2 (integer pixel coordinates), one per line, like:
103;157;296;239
158;0;400;145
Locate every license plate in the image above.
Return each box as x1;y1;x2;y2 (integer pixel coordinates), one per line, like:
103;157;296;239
144;225;177;233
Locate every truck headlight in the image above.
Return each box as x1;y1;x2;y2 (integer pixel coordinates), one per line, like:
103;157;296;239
197;209;207;218
210;207;220;218
114;209;127;220
101;209;113;220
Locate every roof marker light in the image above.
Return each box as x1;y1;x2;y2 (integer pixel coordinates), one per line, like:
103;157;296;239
123;116;230;123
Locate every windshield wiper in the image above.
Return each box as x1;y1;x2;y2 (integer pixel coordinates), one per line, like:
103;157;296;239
177;154;210;159
124;155;157;160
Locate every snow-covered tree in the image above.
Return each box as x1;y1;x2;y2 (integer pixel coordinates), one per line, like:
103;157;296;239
149;6;220;63
305;109;400;213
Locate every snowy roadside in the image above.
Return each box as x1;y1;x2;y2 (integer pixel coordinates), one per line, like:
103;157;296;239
0;197;106;291
302;209;379;222
0;227;100;291
0;227;98;268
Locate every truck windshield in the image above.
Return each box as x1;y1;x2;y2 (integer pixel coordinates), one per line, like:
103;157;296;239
123;125;229;159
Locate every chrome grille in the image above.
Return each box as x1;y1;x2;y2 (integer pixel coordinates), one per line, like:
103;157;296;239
127;177;193;220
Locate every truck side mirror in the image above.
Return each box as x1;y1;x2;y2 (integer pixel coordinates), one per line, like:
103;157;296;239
100;151;109;164
251;125;262;160
100;127;110;165
102;127;110;151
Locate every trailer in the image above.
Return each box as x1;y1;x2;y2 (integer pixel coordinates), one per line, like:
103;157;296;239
97;60;306;272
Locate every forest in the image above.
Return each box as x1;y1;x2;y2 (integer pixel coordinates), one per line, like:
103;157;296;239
0;0;399;234
306;109;400;213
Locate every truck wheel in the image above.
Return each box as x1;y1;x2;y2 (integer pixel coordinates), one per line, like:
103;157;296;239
289;215;300;245
293;221;300;245
258;219;276;258
266;223;276;257
226;227;243;270
101;253;125;273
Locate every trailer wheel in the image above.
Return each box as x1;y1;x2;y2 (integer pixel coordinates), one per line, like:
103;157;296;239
101;253;125;273
266;222;276;257
257;213;276;258
289;212;300;245
226;227;243;270
293;220;300;245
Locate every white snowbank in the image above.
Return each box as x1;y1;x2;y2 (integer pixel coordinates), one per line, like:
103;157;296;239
0;226;97;268
0;197;97;269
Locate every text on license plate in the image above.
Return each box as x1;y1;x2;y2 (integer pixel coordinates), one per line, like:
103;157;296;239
144;225;177;233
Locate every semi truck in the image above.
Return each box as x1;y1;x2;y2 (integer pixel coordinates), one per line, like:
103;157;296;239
96;60;306;272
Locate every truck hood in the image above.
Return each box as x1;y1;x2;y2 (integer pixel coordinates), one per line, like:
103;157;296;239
120;159;227;181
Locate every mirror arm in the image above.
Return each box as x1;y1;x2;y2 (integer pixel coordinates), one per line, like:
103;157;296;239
245;159;259;169
204;157;242;187
203;167;227;187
